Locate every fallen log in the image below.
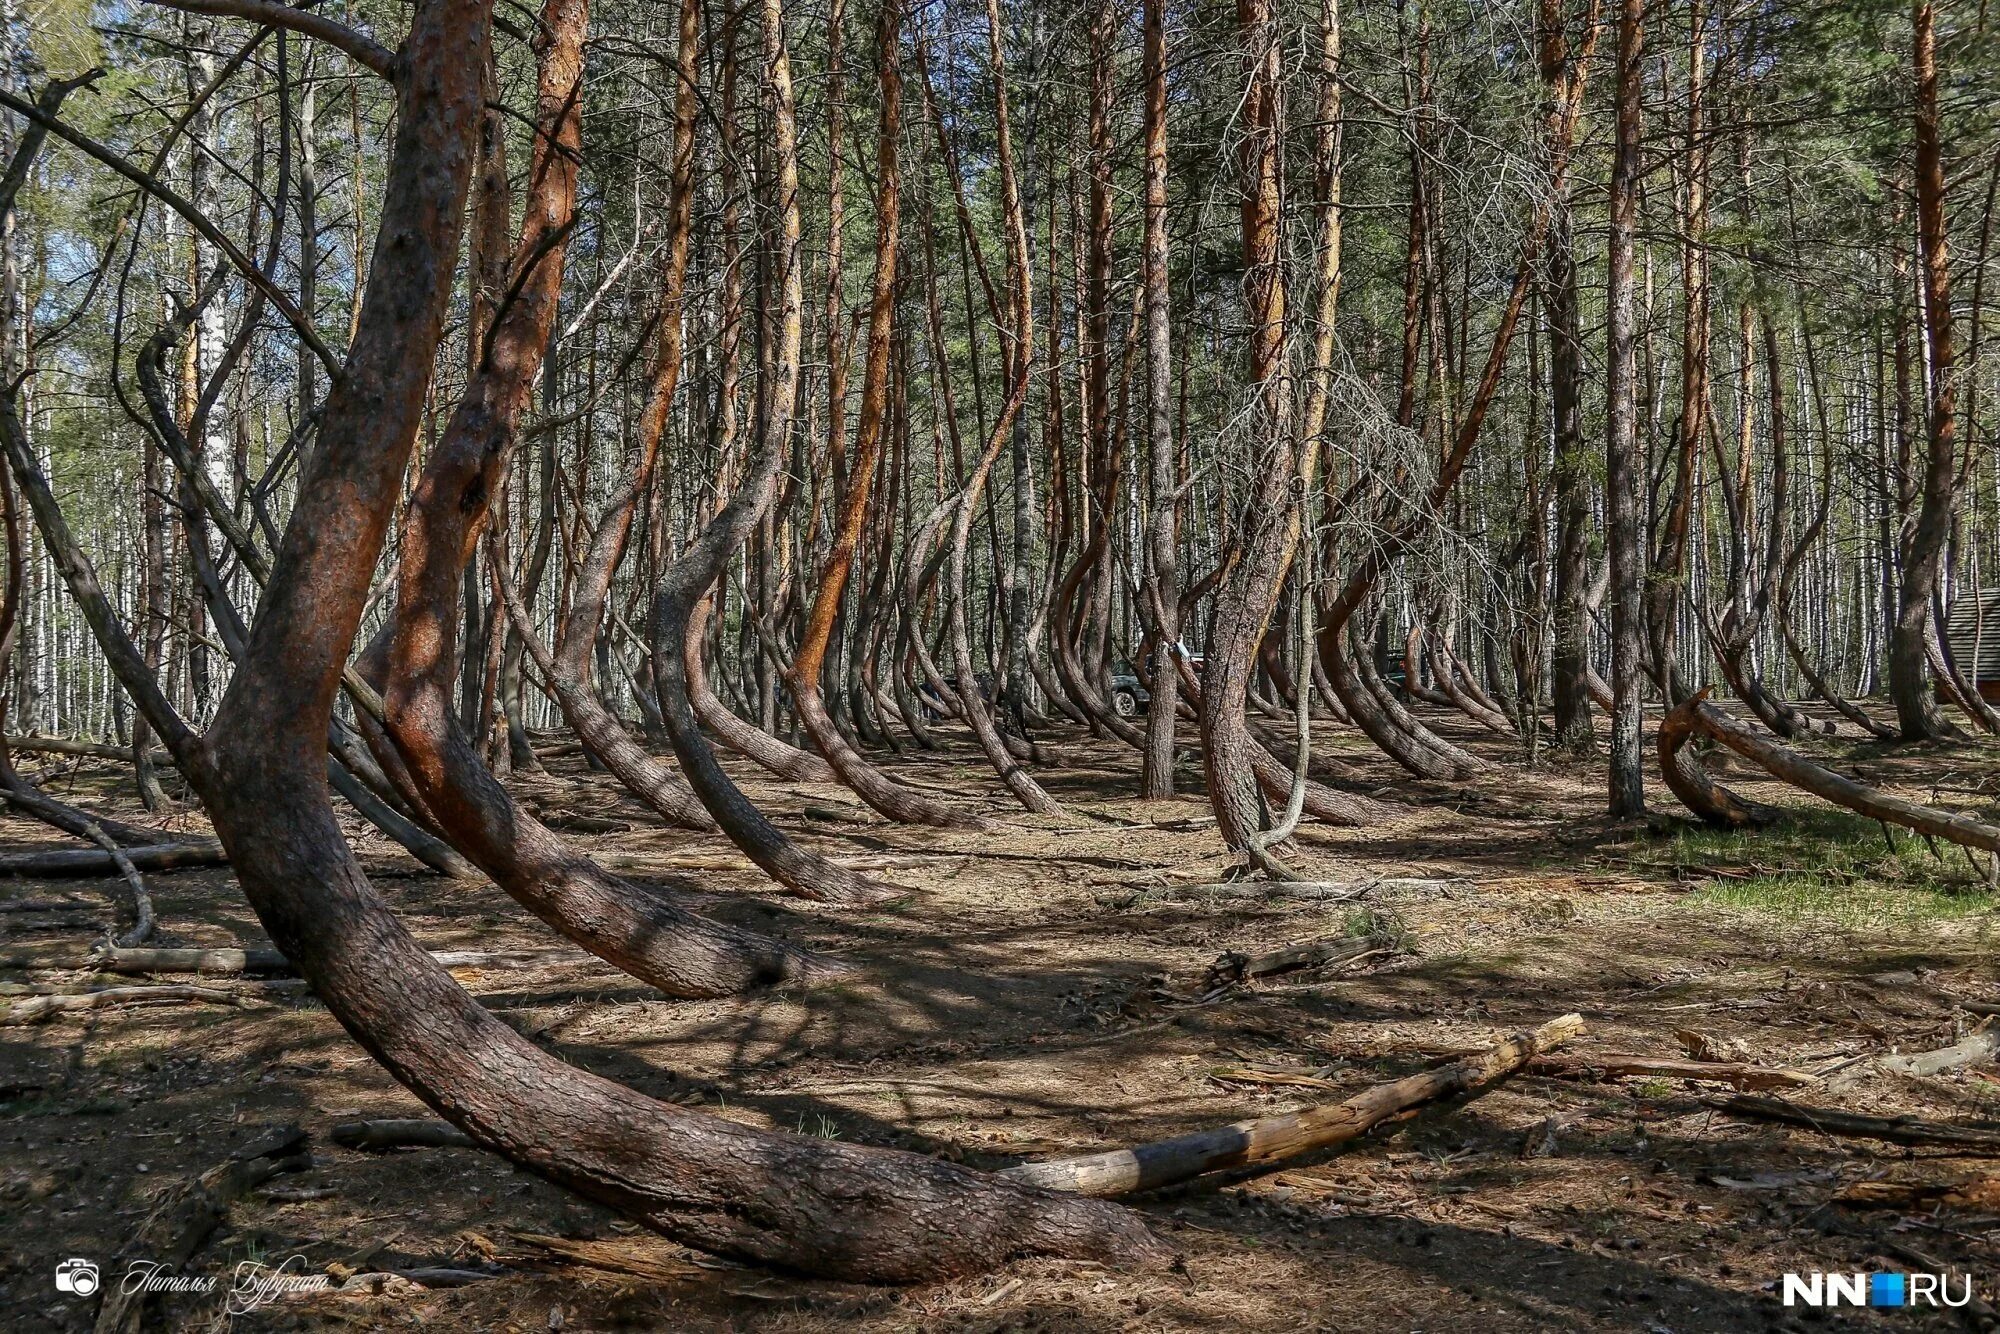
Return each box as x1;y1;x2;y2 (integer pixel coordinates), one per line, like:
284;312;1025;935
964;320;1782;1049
92;1125;308;1334
536;812;633;834
81;819;153;948
1837;1175;2000;1211
1203;933;1398;990
0;842;228;877
1715;1094;2000;1153
0;773;185;848
1664;691;2000;856
0;984;268;1024
11;734;173;765
96;946;577;976
1147;877;1458;904
331;1119;478;1152
1;945;590;976
1002;1013;1584;1197
92;946;291;974
1876;1028;2000;1079
473;1230;701;1282
1656;691;1781;829
1531;1054;1811;1091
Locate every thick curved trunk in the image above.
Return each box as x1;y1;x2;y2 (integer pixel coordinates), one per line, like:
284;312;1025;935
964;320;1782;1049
1176;655;1390;826
1890;0;1958;740
1402;626;1454;706
1668;691;2000;857
0;24;1143;1283
372;0;820;995
640;24;892;908
685;598;836;781
931;0;1059;817
655;593;895;905
1430;622;1515;734
1322;613;1484;781
1655;697;1780;829
527;0;710;832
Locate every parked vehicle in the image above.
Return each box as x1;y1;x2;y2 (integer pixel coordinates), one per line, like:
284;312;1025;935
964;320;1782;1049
1109;668;1149;718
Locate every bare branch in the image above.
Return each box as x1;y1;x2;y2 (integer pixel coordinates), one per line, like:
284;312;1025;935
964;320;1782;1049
141;0;397;78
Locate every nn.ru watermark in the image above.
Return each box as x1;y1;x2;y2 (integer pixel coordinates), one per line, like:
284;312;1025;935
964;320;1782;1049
1782;1271;1976;1309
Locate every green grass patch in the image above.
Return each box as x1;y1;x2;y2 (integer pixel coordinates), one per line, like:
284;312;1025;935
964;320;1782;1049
1666;806;1998;926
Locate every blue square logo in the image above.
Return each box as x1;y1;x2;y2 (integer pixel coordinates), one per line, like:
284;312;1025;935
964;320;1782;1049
1870;1274;1907;1307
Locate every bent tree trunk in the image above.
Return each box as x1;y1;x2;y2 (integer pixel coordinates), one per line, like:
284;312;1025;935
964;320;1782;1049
1176;654;1390;826
1889;0;1957;740
939;0;1060;818
1137;0;1179;799
789;0;980;830
523;0;712;834
17;0;1155;1283
1655;691;1781;829
1663;692;2000;858
363;0;815;995
645;3;893;906
1202;0;1299;855
683;594;837;781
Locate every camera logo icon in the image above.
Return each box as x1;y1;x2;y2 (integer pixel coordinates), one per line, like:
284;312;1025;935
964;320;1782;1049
55;1258;99;1296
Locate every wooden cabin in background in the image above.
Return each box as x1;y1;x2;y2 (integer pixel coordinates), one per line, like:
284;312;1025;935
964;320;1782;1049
1946;591;2000;703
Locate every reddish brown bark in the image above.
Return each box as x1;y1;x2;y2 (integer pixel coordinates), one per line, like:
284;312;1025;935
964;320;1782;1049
789;0;978;830
363;0;811;993
513;0;712;832
644;0;895;904
1890;0;1960;739
1137;0;1180;798
1200;0;1301;854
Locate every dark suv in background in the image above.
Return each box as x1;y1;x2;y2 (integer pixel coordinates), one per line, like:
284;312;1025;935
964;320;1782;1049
1109;667;1149;717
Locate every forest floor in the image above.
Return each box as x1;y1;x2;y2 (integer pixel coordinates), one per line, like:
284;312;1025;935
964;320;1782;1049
2;703;1999;1331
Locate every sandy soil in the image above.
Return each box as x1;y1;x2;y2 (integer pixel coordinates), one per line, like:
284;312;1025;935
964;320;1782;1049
2;706;1997;1331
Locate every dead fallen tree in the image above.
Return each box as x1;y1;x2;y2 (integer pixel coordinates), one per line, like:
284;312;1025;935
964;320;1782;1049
1878;1028;2000;1078
0;944;586;975
332;1119;478;1152
0;983;274;1025
0;841;228;877
1531;1054;1810;1091
1145;876;1459;904
1838;1175;2000;1210
9;734;173;765
1715;1094;2000;1153
1656;691;1781;829
1663;690;2000;856
1002;1013;1583;1196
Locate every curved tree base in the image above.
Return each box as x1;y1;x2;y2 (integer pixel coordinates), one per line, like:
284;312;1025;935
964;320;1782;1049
1656;692;1781;829
655;586;900;906
1176;657;1390;826
1321;622;1484;781
200;744;1162;1283
795;683;989;830
1780;622;1896;741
